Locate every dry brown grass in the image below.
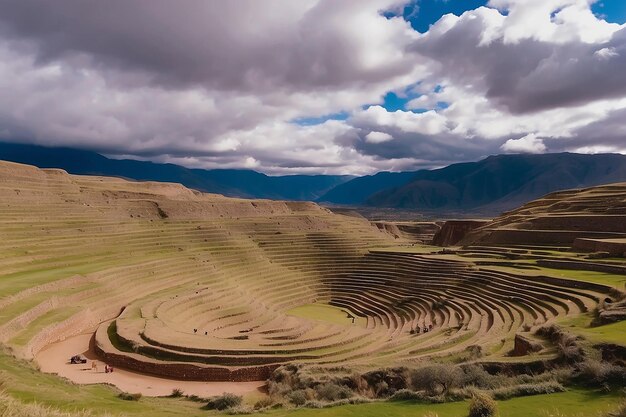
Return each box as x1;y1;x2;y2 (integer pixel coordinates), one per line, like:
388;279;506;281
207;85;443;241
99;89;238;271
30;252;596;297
0;390;112;417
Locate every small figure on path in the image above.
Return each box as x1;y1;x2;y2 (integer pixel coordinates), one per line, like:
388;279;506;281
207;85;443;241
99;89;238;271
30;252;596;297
91;361;98;372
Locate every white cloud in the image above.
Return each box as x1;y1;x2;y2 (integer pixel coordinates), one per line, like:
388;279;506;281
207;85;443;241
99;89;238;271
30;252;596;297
595;47;619;59
365;131;394;143
352;106;448;135
501;133;547;153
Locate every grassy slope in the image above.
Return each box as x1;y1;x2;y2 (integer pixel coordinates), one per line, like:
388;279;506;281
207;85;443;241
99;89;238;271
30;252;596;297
266;390;622;417
1;347;622;417
0;351;207;417
560;313;626;346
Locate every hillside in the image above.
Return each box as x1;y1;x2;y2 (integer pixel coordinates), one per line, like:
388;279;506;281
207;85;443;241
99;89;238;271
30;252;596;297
321;153;626;214
0;160;624;417
0;142;351;201
461;181;626;247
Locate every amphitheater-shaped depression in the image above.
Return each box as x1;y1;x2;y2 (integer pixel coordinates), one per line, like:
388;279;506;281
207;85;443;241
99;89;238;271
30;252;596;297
0;161;615;382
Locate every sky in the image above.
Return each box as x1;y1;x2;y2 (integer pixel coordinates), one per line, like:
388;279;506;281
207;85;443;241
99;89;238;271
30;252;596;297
0;0;625;175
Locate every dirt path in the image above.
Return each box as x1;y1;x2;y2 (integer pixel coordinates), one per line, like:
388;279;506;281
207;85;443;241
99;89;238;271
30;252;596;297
35;333;264;397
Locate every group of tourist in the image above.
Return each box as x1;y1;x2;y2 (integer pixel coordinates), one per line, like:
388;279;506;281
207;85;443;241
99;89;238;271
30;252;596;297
81;360;113;373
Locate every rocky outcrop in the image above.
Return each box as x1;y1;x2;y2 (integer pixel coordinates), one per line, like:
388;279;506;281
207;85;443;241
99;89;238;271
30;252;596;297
598;299;626;325
432;220;490;246
511;334;544;356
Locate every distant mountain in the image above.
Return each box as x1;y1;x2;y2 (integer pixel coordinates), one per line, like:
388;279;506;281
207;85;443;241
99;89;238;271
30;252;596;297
4;143;625;214
317;171;419;205
365;153;626;213
0;142;352;201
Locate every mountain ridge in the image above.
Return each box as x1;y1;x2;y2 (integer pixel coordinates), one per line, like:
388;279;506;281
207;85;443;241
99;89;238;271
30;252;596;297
362;153;626;214
3;141;626;215
0;142;352;201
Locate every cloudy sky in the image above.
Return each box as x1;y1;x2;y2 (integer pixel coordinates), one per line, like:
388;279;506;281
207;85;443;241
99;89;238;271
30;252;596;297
0;0;625;174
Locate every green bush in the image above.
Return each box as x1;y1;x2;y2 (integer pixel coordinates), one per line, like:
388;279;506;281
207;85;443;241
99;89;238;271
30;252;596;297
288;389;308;406
204;393;243;410
468;392;497;417
315;382;353;402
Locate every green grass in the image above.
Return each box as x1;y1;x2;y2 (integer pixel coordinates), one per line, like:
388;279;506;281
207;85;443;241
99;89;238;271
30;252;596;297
286;303;366;327
531;266;626;289
561;314;626;346
265;389;623;417
9;307;82;346
0;350;208;417
579;320;626;346
0;258;117;297
482;264;626;289
0;283;99;325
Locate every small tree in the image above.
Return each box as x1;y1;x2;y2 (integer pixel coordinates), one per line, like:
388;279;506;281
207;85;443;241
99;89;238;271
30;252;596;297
410;364;462;396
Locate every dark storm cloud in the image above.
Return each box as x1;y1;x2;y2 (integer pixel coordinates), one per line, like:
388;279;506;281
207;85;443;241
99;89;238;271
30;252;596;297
0;0;414;93
544;106;626;152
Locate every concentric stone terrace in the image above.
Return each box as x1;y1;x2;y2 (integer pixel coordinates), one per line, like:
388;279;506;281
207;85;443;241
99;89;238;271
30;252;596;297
97;246;607;381
0;161;614;382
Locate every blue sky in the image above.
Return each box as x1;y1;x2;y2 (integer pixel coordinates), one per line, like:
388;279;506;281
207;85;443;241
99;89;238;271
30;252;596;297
592;0;626;23
401;0;489;32
401;0;626;31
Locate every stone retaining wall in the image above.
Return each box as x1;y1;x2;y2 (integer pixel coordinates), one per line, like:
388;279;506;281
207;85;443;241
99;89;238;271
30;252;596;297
95;343;277;382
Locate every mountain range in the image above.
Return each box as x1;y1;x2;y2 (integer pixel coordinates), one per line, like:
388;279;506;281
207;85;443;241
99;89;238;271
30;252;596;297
321;152;626;214
0;142;351;201
2;141;626;215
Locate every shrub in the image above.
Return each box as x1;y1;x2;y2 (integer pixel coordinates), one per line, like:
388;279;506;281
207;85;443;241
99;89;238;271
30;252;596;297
204;393;243;410
536;325;584;364
410;364;463;396
315;382;353;402
287;390;308;406
468;392;497;417
253;397;274;410
461;364;501;390
118;392;142;401
389;389;429;402
169;388;184;398
577;360;626;388
465;345;483;359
